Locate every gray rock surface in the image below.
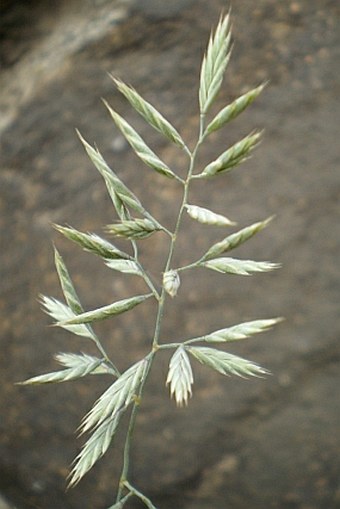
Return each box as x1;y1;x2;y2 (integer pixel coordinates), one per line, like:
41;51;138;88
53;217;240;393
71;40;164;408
0;494;15;509
1;0;339;508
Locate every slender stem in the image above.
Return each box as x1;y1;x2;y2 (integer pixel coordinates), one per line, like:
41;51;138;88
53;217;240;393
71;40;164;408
131;239;138;259
183;145;192;158
130;235;160;300
138;263;160;301
153;114;206;353
107;491;132;509
115;112;206;504
124;481;158;509
176;261;201;272
144;210;173;238
173;174;186;186
116;354;154;502
91;334;120;377
157;337;205;351
157;342;182;350
159;114;206;285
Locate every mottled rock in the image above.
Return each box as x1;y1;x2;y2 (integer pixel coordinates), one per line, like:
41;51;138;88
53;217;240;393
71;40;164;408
0;494;16;509
0;0;339;508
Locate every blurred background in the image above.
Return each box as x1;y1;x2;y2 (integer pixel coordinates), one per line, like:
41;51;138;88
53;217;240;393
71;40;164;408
0;0;339;508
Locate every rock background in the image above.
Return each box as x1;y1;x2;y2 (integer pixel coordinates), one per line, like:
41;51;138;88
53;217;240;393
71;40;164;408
0;0;339;508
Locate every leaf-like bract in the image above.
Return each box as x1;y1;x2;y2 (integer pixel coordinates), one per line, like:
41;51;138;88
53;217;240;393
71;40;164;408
197;318;283;343
106;218;162;239
201;217;273;261
80;358;147;434
199;13;232;114
68;414;121;487
198;131;262;178
201;257;280;276
41;295;96;339
113;77;185;149
54;225;130;260
206;83;266;135
19;354;103;385
185;204;235;226
57;294;152;326
77;131;144;218
104;101;177;179
187;346;269;378
166;346;193;406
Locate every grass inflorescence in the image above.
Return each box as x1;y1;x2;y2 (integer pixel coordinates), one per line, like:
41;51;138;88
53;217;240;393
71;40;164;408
20;12;282;509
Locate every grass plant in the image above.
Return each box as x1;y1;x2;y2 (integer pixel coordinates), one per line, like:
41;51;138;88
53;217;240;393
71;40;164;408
20;12;282;508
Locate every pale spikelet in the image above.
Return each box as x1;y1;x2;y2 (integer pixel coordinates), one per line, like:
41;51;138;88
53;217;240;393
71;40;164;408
201;217;273;261
106;218;162;239
167;347;193;406
103;100;177;179
19;354;103;385
197;131;262;179
54;224;130;260
201;257;280;276
199;13;232;114
112;76;185;149
187;346;269;378
186;318;284;344
185;204;235;226
163;270;180;298
105;259;143;276
206;82;267;135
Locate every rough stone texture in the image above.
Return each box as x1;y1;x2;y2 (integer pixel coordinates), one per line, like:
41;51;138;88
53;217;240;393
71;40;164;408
0;0;339;508
0;494;15;509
